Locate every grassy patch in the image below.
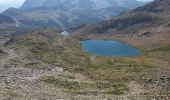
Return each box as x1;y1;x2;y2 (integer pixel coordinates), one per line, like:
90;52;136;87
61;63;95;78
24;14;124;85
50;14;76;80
40;76;86;90
149;45;170;52
40;76;128;95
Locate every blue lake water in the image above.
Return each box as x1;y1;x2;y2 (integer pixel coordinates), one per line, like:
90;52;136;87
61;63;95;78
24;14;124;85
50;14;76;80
80;40;141;57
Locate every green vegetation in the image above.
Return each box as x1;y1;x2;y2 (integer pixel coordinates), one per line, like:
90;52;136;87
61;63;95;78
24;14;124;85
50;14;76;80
149;45;170;52
40;76;128;95
40;76;83;90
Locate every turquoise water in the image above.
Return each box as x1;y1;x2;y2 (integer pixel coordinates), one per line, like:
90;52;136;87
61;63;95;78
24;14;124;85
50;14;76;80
80;40;141;57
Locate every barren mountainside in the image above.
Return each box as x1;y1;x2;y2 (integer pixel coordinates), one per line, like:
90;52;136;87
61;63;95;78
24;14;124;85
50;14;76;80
0;0;147;33
21;0;146;10
72;0;170;35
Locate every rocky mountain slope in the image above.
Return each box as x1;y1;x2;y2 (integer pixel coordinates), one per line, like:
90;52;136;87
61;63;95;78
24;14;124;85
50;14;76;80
72;0;170;35
0;26;169;99
0;29;145;99
21;0;146;10
0;14;15;29
3;6;128;30
1;0;147;32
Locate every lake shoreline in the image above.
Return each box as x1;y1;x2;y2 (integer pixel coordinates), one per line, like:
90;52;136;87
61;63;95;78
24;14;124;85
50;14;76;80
80;39;141;57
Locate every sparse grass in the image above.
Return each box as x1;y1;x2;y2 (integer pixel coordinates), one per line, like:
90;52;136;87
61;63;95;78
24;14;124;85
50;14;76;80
40;76;128;95
149;45;170;52
40;76;83;90
106;81;129;95
3;90;23;98
17;29;170;97
42;51;59;63
29;31;163;82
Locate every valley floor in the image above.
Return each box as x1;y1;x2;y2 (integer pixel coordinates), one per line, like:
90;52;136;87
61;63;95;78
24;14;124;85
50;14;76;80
0;29;169;100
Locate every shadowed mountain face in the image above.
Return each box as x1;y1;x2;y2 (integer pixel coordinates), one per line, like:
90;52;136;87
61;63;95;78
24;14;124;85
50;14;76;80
133;0;170;12
0;0;147;33
0;14;16;30
72;0;170;35
0;14;15;24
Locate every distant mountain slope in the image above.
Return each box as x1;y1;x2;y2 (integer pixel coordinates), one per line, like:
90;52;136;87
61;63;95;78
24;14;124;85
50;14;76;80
21;0;146;10
114;0;147;9
3;6;128;30
134;0;170;12
0;14;16;30
1;0;147;33
20;0;109;9
0;14;15;24
72;0;170;35
21;0;96;10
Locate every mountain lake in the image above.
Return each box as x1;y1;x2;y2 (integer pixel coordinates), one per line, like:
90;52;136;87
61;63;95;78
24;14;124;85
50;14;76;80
80;40;141;57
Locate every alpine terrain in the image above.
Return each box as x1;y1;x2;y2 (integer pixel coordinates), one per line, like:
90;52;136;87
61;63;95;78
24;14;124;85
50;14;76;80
0;0;169;100
0;0;146;33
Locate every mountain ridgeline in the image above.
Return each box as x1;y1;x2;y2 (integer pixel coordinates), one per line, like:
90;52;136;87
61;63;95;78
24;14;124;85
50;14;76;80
21;0;146;10
72;0;170;35
0;0;147;33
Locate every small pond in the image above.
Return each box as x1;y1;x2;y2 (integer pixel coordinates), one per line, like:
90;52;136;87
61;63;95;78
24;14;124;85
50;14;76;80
80;40;141;57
